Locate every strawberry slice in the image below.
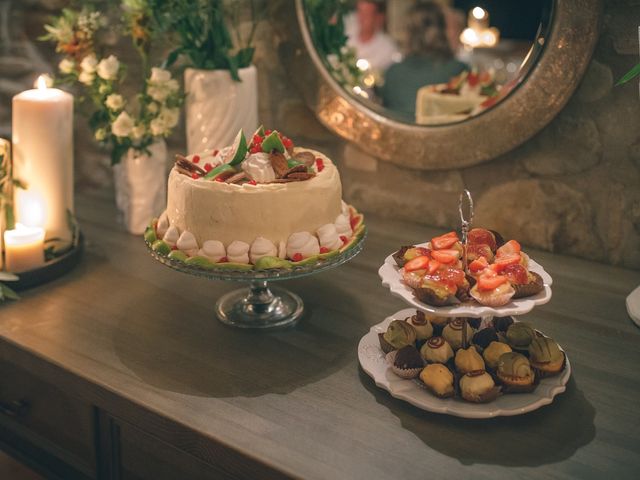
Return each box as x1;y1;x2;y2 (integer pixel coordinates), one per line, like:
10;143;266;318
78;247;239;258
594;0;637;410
427;259;441;274
437;267;466;286
497;239;521;257
502;263;529;285
467;228;496;251
431;232;459;250
494;252;522;270
432;250;457;264
466;243;494;262
477;274;508;291
469;257;489;273
404;255;431;272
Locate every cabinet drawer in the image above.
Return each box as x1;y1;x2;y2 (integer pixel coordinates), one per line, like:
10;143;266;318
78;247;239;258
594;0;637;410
0;358;96;477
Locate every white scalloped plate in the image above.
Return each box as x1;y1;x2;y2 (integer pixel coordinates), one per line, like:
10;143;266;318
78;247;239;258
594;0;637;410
378;243;553;317
358;309;571;418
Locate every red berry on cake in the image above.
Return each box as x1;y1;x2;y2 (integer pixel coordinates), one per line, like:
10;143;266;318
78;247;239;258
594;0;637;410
204;163;213;172
191;173;199;179
320;247;330;254
292;253;303;262
192;155;200;163
316;158;325;172
248;180;257;185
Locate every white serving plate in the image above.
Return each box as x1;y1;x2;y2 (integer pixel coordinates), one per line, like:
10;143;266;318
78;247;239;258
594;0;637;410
378;243;553;318
358;309;571;419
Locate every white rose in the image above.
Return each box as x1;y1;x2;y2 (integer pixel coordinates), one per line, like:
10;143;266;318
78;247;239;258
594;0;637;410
80;54;97;73
94;128;107;141
159;107;179;129
58;58;75;74
147;85;168;102
147;102;159;114
78;70;95;85
111;111;134;137
149;116;167;136
131;124;146;140
149;67;171;84
105;93;124;111
97;55;120;80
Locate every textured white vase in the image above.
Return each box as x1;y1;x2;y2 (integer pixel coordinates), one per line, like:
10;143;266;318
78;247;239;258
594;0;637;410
184;66;258;154
113;139;167;235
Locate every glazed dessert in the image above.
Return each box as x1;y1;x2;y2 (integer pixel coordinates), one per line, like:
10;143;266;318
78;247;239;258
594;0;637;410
454;346;485;374
459;370;499;403
380;311;566;404
405;310;433;340
145;128;365;269
528;337;565;376
420;336;454;364
393;228;545;308
419;364;455;398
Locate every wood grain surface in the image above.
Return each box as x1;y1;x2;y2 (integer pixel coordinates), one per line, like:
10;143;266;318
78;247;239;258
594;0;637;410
1;189;640;479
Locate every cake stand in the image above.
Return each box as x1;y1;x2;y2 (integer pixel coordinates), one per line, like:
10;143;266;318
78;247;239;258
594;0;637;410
146;229;366;329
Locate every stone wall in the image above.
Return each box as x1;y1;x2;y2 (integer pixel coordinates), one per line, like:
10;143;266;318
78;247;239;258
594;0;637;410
2;0;639;269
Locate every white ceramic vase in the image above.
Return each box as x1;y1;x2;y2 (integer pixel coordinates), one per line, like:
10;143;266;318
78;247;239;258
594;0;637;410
113;139;167;235
184;65;258;154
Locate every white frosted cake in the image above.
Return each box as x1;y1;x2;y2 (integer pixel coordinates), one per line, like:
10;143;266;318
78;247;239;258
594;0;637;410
147;128;364;268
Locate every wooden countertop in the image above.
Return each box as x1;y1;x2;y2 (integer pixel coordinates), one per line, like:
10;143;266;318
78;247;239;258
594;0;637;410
2;190;640;479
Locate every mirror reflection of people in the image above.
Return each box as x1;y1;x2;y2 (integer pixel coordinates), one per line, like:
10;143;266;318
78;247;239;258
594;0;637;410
344;1;400;73
381;1;467;118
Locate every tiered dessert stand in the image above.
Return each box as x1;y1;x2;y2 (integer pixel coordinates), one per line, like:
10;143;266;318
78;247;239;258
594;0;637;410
359;191;571;418
148;230;366;329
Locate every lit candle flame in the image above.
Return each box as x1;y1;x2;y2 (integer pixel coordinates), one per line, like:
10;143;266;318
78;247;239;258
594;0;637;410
36;75;49;90
472;7;487;20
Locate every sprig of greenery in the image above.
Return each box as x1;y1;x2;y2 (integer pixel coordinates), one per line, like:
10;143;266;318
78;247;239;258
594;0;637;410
616;62;640;86
0;272;19;304
150;0;262;81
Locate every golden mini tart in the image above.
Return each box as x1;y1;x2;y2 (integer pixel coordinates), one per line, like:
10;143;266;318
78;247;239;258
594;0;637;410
483;341;512;370
419;364;454;398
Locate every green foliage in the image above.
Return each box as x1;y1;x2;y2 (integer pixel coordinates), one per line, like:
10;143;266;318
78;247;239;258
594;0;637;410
0;272;19;304
150;0;262;81
616;62;640;86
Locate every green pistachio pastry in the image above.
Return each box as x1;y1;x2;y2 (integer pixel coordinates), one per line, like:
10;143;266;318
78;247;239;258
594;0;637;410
497;352;534;386
528;336;565;374
483;341;512;370
383;320;417;350
506;322;536;349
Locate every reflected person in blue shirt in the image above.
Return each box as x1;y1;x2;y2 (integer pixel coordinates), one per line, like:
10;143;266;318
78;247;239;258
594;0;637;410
381;1;467;119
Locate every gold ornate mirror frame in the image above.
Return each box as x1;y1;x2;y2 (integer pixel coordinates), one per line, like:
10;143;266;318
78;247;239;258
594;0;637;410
280;0;602;170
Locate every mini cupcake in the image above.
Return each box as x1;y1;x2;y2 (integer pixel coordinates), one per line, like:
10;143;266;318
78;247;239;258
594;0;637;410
378;320;417;353
419;364;455;398
505;322;537;351
470;274;515;307
528;336;565;376
405;311;433;341
502;264;544;299
472;327;499;350
442;318;475;350
455;346;485;374
388;345;425;379
483;341;512;370
496;352;535;392
420;336;454;364
459;370;500;403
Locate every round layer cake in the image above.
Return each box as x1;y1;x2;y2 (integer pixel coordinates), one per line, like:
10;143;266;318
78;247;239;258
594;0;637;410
166;148;342;246
152;128;362;266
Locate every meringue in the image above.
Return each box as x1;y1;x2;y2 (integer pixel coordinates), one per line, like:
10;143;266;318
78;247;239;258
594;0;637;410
286;232;320;259
341;200;350;216
242;152;276;183
176;231;199;256
250;237;278;264
316;223;342;251
227;240;250;264
198;240;226;262
156;211;170;238
163;225;180;247
334;213;352;237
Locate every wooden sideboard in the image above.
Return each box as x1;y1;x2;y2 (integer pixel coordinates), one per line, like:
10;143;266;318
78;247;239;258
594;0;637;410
1;190;640;479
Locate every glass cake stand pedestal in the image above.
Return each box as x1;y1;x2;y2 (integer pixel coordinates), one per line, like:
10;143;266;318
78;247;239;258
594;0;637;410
146;230;366;329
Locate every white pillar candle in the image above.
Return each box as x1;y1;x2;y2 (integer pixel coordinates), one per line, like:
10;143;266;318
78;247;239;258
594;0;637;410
4;224;45;273
12;76;74;243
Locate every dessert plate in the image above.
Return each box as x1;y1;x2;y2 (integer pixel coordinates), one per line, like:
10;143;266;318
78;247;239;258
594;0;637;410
358;309;571;418
378;243;553;318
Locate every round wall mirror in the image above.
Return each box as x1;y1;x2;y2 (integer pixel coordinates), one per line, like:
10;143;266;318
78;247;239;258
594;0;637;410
280;0;601;169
